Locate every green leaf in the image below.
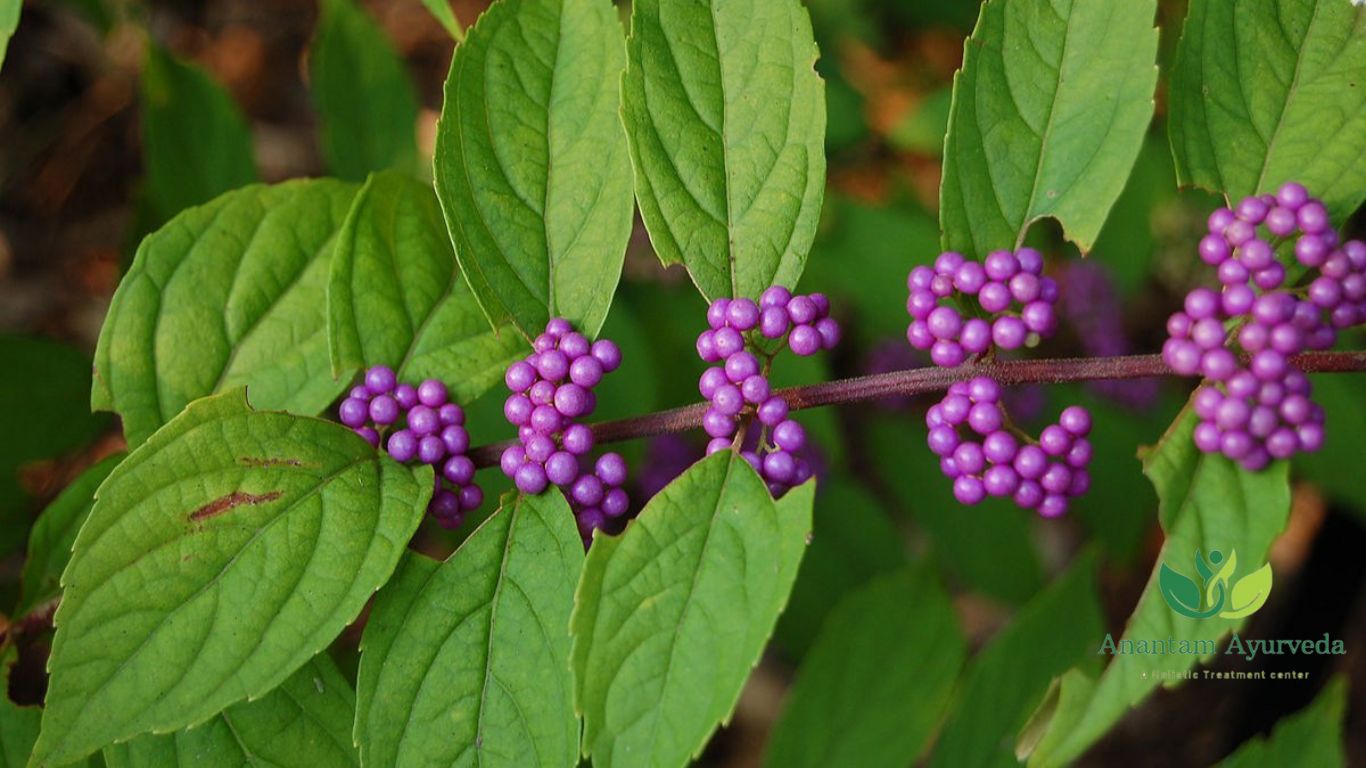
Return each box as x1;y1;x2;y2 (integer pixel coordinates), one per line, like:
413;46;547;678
866;419;1043;604
18;453;124;616
1168;0;1366;221
356;490;583;768
419;0;463;40
92;179;358;448
433;0;633;339
929;554;1104;768
0;0;18;74
773;475;906;660
1298;374;1366;513
1214;677;1347;768
623;0;826;301
764;565;965;768
140;44;257;224
0;335;108;547
327;170;524;398
32;390;429;767
1018;408;1291;768
102;654;359;768
940;0;1158;256
572;454;813;768
0;649;40;768
309;0;419;181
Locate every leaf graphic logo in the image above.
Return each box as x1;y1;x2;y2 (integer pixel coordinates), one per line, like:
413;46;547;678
1159;549;1273;620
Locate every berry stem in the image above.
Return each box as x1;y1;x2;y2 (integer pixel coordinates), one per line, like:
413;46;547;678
466;351;1366;467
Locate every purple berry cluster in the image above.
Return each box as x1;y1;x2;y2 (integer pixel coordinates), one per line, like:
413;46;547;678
908;250;1094;516
696;287;836;496
338;365;479;528
499;318;629;545
926;377;1093;517
1164;182;1365;470
906;248;1059;366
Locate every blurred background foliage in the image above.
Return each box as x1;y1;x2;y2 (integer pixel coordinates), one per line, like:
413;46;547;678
0;0;1362;764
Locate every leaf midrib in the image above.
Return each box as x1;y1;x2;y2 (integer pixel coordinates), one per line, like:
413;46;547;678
632;457;739;763
1251;0;1324;195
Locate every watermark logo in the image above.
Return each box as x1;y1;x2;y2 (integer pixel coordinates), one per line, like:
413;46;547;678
1159;548;1272;620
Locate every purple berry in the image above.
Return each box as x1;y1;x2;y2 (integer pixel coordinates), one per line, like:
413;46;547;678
515;463;548;494
761;285;793;309
562;423;594;454
339;397;369;428
355;427;380;447
727;298;761;330
773;420;806;452
440;425;469;455
602;488;629;518
591;340;622;372
370;394;400;425
387;429;417;462
789;325;821;356
365;365;397;394
418;379;448;407
408;405;440;436
443;455;476;485
394;384;419;410
758;397;789;427
546;451;579;486
953;475;985;505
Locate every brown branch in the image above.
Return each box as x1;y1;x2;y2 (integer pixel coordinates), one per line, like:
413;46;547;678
467;351;1366;467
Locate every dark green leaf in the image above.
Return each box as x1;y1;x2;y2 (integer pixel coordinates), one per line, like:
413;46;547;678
33;390;429;766
140;44;257;224
1213;677;1346;768
1169;0;1366;221
18;453;124;616
434;0;633;339
327;170;523;399
92;179;358;448
773;475;906;659
1018;408;1291;767
572;454;813;768
356;491;583;768
623;0;826;301
1297;374;1366;513
930;554;1104;768
310;0;419;181
102;654;358;768
764;565;966;768
940;0;1158;256
867;419;1044;603
0;335;108;538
